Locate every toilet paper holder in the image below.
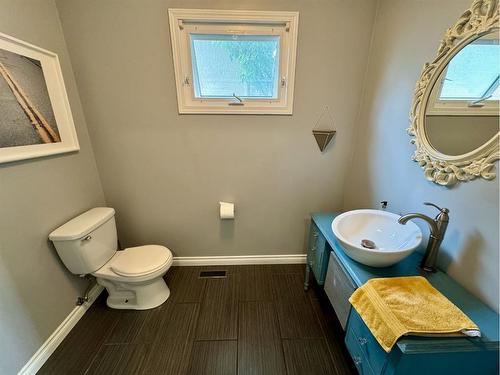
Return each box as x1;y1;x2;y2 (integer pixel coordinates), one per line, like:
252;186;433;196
219;201;235;220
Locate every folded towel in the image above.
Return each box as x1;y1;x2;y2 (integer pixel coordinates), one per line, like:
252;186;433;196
349;276;480;352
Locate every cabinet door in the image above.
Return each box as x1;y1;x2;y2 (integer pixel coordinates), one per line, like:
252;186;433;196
345;327;376;375
307;222;328;285
347;309;388;374
313;228;327;284
324;251;356;330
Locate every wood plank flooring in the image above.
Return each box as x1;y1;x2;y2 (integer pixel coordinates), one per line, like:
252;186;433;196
39;265;356;375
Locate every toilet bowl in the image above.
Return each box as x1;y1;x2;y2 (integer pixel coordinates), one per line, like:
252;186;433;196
93;245;173;309
49;207;173;310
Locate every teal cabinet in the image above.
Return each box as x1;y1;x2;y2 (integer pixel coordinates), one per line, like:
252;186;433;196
347;309;387;374
347;308;499;375
304;221;329;288
309;212;500;375
345;319;377;375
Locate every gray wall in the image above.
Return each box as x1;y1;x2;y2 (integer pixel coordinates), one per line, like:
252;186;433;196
55;0;377;257
0;0;106;373
425;115;498;156
343;0;499;311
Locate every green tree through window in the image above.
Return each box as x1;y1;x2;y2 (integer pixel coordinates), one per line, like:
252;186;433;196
191;34;279;98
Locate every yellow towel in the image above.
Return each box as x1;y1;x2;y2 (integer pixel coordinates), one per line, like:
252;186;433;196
349;276;480;353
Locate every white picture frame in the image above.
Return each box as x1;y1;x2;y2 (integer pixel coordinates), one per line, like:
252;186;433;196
0;32;79;164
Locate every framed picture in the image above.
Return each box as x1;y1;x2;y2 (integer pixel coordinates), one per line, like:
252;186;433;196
0;32;79;164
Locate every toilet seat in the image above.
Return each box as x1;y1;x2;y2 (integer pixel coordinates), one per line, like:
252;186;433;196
108;245;172;277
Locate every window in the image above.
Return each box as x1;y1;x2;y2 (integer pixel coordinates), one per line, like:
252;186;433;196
168;9;299;114
427;36;499;116
190;34;280;99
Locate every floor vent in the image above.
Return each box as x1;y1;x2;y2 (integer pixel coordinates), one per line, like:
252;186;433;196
199;270;227;278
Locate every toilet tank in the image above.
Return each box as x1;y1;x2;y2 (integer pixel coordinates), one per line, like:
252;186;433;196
49;207;118;275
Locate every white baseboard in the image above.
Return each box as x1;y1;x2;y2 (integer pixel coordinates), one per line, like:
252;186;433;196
18;284;104;375
172;254;307;266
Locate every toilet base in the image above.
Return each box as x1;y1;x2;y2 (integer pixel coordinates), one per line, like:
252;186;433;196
96;276;170;310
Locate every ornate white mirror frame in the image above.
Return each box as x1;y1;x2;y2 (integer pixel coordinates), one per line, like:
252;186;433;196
408;0;499;186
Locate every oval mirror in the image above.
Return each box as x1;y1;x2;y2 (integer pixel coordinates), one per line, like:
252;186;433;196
408;0;499;186
425;31;499;156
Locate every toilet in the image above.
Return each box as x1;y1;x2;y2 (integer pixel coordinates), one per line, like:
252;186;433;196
49;207;173;310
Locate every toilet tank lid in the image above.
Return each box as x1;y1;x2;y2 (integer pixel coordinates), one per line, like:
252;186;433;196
49;207;115;241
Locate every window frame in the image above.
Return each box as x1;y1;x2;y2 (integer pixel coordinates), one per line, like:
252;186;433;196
168;9;299;115
426;36;499;116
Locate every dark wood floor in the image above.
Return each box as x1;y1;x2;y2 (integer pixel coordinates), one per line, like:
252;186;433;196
39;264;356;375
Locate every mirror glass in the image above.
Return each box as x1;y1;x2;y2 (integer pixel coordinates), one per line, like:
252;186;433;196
424;31;500;156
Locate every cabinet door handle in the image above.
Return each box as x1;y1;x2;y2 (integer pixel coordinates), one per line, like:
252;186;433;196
309;245;316;267
353;356;362;365
358;337;368;345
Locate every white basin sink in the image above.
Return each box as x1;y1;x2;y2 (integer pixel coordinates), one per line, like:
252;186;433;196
331;209;423;267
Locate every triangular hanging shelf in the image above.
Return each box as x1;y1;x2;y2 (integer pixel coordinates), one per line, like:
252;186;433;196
312;106;336;152
313;130;336;152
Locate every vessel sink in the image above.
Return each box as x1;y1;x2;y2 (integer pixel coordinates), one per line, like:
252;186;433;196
331;209;423;267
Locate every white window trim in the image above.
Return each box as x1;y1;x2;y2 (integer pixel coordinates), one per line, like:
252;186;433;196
427;34;499;116
168;8;299;115
427;68;499;116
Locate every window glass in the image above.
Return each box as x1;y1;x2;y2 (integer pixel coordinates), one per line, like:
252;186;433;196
190;34;280;99
439;41;499;100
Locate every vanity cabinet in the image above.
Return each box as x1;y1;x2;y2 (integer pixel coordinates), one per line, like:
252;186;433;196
309;213;500;375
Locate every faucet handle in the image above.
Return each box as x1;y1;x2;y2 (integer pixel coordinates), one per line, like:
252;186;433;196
424;202;449;214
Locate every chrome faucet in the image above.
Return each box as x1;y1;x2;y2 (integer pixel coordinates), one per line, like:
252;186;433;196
398;202;449;272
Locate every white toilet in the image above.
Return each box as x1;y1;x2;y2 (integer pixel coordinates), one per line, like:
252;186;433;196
49;207;173;310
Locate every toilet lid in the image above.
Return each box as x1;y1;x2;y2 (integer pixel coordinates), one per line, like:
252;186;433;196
110;245;172;277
